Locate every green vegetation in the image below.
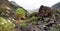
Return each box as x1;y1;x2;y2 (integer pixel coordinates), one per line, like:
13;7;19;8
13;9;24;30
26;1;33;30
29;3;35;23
29;12;38;18
15;8;27;17
50;24;60;31
0;17;14;31
0;7;2;14
20;23;27;28
1;2;60;31
15;8;27;20
29;16;38;22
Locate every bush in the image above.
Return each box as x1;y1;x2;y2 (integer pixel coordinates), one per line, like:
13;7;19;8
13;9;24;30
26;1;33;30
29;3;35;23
29;12;38;18
0;17;14;31
29;16;38;22
15;8;27;20
50;24;60;31
20;23;27;29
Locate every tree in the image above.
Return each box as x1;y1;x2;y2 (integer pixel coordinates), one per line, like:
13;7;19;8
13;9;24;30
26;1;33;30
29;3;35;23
15;8;27;20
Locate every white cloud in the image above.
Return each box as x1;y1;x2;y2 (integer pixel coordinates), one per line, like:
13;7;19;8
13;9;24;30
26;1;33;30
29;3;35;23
9;0;60;10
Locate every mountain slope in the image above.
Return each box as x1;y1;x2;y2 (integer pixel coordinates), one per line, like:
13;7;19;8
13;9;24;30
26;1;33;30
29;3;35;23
51;2;60;9
0;0;28;18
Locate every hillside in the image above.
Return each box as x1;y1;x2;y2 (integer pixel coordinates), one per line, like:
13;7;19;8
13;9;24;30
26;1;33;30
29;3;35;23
0;0;28;18
51;2;60;9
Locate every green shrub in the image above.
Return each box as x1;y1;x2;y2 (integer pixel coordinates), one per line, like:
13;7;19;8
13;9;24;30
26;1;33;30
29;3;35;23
29;12;38;18
29;16;38;22
20;23;27;28
31;21;37;25
15;8;27;17
50;24;60;31
0;17;14;31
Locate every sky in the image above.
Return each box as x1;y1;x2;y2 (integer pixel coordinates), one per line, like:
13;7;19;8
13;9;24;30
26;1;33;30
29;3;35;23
9;0;60;10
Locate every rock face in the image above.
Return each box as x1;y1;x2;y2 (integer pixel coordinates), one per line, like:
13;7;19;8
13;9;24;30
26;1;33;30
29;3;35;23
39;5;52;17
0;0;12;18
9;1;24;10
51;2;60;9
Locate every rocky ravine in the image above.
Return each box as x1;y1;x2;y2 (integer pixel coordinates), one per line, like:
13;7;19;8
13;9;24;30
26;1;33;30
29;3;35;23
12;5;60;31
0;0;60;31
